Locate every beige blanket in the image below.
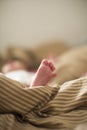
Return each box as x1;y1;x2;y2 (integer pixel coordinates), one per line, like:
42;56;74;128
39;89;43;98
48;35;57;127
49;44;87;85
0;74;87;130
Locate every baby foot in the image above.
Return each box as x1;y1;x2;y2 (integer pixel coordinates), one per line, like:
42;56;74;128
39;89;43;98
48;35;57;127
30;59;56;87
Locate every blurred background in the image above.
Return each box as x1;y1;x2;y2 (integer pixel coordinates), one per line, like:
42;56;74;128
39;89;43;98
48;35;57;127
0;0;87;51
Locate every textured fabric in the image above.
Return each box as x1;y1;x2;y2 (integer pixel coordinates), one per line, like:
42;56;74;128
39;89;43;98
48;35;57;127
5;70;34;85
49;44;87;85
0;74;58;114
0;73;87;130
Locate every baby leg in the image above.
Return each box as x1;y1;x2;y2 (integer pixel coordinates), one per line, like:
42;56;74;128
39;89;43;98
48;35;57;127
30;59;56;87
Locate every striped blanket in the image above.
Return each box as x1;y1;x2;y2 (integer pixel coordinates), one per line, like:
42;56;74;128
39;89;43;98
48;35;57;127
0;74;87;130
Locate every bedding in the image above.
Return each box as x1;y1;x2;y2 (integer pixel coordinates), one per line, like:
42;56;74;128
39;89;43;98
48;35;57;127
0;74;87;130
48;44;87;85
33;41;70;59
0;44;87;130
5;70;34;85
